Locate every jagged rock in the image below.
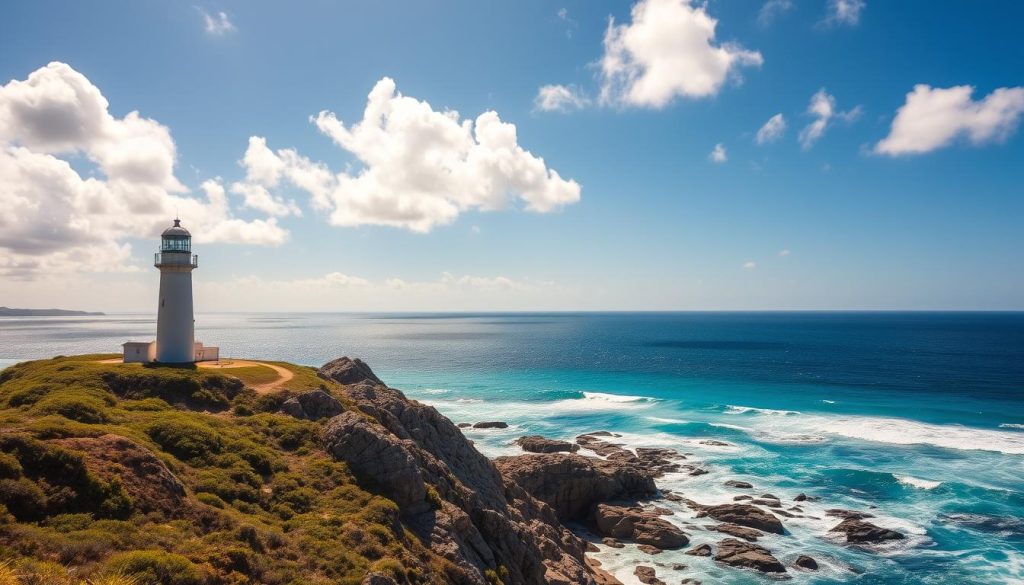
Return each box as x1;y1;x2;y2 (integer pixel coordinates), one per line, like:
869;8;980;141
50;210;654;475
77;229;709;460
699;504;785;535
323;363;601;584
829;518;905;544
602;537;624;548
714;523;763;542
494;454;656;520
826;508;874;520
713;538;786;573
280;388;344;420
733;495;752;501
685;544;712;556
793;555;819;570
457;423;471;428
594;504;689;549
318;356;384;386
689;468;709;476
473;421;509;429
794;493;808;501
664;493;683;502
700;440;731;446
751;498;782;508
725;480;753;489
633;566;665;585
515;435;579;453
587;558;624;585
760;493;778;500
322;411;430;514
54;434;185;517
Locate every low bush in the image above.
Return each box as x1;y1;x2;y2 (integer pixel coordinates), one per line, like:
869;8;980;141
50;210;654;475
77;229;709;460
105;551;207;585
145;419;223;462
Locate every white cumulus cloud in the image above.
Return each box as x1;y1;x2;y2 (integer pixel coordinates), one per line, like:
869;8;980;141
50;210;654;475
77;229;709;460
534;84;590;112
237;77;581;233
756;113;787;144
798;88;861;149
200;9;235;35
0;62;286;277
598;0;763;108
743;261;757;269
874;84;1024;156
709;143;727;163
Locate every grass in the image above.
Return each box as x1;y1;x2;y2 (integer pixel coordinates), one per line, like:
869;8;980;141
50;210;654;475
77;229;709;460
0;355;459;585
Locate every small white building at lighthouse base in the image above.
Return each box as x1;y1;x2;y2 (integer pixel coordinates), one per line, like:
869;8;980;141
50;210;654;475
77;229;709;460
122;340;219;364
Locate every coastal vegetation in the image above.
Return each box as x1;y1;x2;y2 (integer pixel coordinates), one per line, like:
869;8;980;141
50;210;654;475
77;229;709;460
0;355;450;584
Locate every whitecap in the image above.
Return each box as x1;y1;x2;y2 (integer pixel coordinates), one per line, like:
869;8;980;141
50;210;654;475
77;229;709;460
822;399;836;404
895;474;942;490
725;404;801;416
646;416;688;424
1000;423;1024;430
811;416;1024;456
581;391;658;404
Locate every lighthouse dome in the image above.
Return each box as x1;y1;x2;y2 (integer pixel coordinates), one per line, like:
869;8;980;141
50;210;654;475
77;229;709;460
162;219;191;237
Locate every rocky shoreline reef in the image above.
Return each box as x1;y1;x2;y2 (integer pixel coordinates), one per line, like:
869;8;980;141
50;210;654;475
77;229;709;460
0;355;908;584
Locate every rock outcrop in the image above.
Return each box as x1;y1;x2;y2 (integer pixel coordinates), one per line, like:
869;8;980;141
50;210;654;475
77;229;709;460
319;358;601;585
793;555;819;570
697;504;785;535
829;518;905;544
515;435;579;454
713;538;786;573
318;356;383;386
593;504;689;549
494;453;656;520
280;388;343;420
473;421;509;429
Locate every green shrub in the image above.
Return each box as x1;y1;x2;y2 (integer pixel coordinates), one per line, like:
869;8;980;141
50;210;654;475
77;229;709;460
106;550;207;585
6;383;58;407
145;419;223;462
195;492;226;509
0;452;22;478
33;394;111;424
0;477;46;520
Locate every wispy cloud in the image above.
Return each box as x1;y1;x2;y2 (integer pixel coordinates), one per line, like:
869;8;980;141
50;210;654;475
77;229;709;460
778;249;791;257
709;143;728;163
534;84;590;112
758;0;794;26
756;113;787;145
799;89;861;149
743;261;757;269
823;0;865;27
199;8;236;36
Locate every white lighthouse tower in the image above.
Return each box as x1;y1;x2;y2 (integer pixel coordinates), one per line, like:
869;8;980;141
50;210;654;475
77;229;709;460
155;219;197;363
122;219;218;364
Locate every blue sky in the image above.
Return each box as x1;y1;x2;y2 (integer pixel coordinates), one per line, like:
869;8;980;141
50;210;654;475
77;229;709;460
0;0;1022;311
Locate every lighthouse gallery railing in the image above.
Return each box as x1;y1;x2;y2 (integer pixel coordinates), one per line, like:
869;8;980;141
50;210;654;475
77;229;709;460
154;252;199;268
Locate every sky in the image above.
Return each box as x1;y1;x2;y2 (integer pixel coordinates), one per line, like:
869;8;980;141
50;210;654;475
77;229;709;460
0;0;1022;312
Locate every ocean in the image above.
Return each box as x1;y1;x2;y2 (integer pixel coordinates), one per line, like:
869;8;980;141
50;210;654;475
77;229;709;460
2;311;1023;584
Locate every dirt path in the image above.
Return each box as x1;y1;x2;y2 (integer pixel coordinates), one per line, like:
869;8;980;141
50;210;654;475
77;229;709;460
97;357;294;394
197;359;294;394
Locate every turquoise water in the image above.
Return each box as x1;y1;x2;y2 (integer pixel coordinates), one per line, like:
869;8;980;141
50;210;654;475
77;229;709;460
2;312;1023;583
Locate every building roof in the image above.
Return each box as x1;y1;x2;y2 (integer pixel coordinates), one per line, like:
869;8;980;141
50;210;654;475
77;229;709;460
161;218;191;238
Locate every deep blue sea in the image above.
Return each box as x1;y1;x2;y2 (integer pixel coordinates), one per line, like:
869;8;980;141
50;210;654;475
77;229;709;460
2;312;1023;584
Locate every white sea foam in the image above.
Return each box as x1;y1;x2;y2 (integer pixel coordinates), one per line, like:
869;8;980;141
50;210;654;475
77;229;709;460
422;388;450;394
646;416;688;424
1000;423;1024;430
822;399;836;404
895;474;943;490
581;391;657;404
545;391;659;412
813;416;1024;455
725;404;801;416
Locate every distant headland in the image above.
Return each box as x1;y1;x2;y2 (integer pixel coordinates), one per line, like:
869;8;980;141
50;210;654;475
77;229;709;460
0;306;105;317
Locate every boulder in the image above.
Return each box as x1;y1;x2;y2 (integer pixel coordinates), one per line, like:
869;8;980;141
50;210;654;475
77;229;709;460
700;440;731;446
699;504;785;535
714;523;763;542
473;421;509;429
318;356;383;386
594;504;689;549
637;544;662;555
725;480;753;489
280;388;344;420
713;538;786;573
494;454;656;520
515;435;579;453
602;537;624;548
826;508;874;520
685;544;712;557
829;518;905;544
362;573;399;585
793;555;819;570
633;566;665;585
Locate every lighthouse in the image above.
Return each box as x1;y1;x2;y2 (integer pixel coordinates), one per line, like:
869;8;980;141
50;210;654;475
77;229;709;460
155;219;197;363
122;219;218;364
